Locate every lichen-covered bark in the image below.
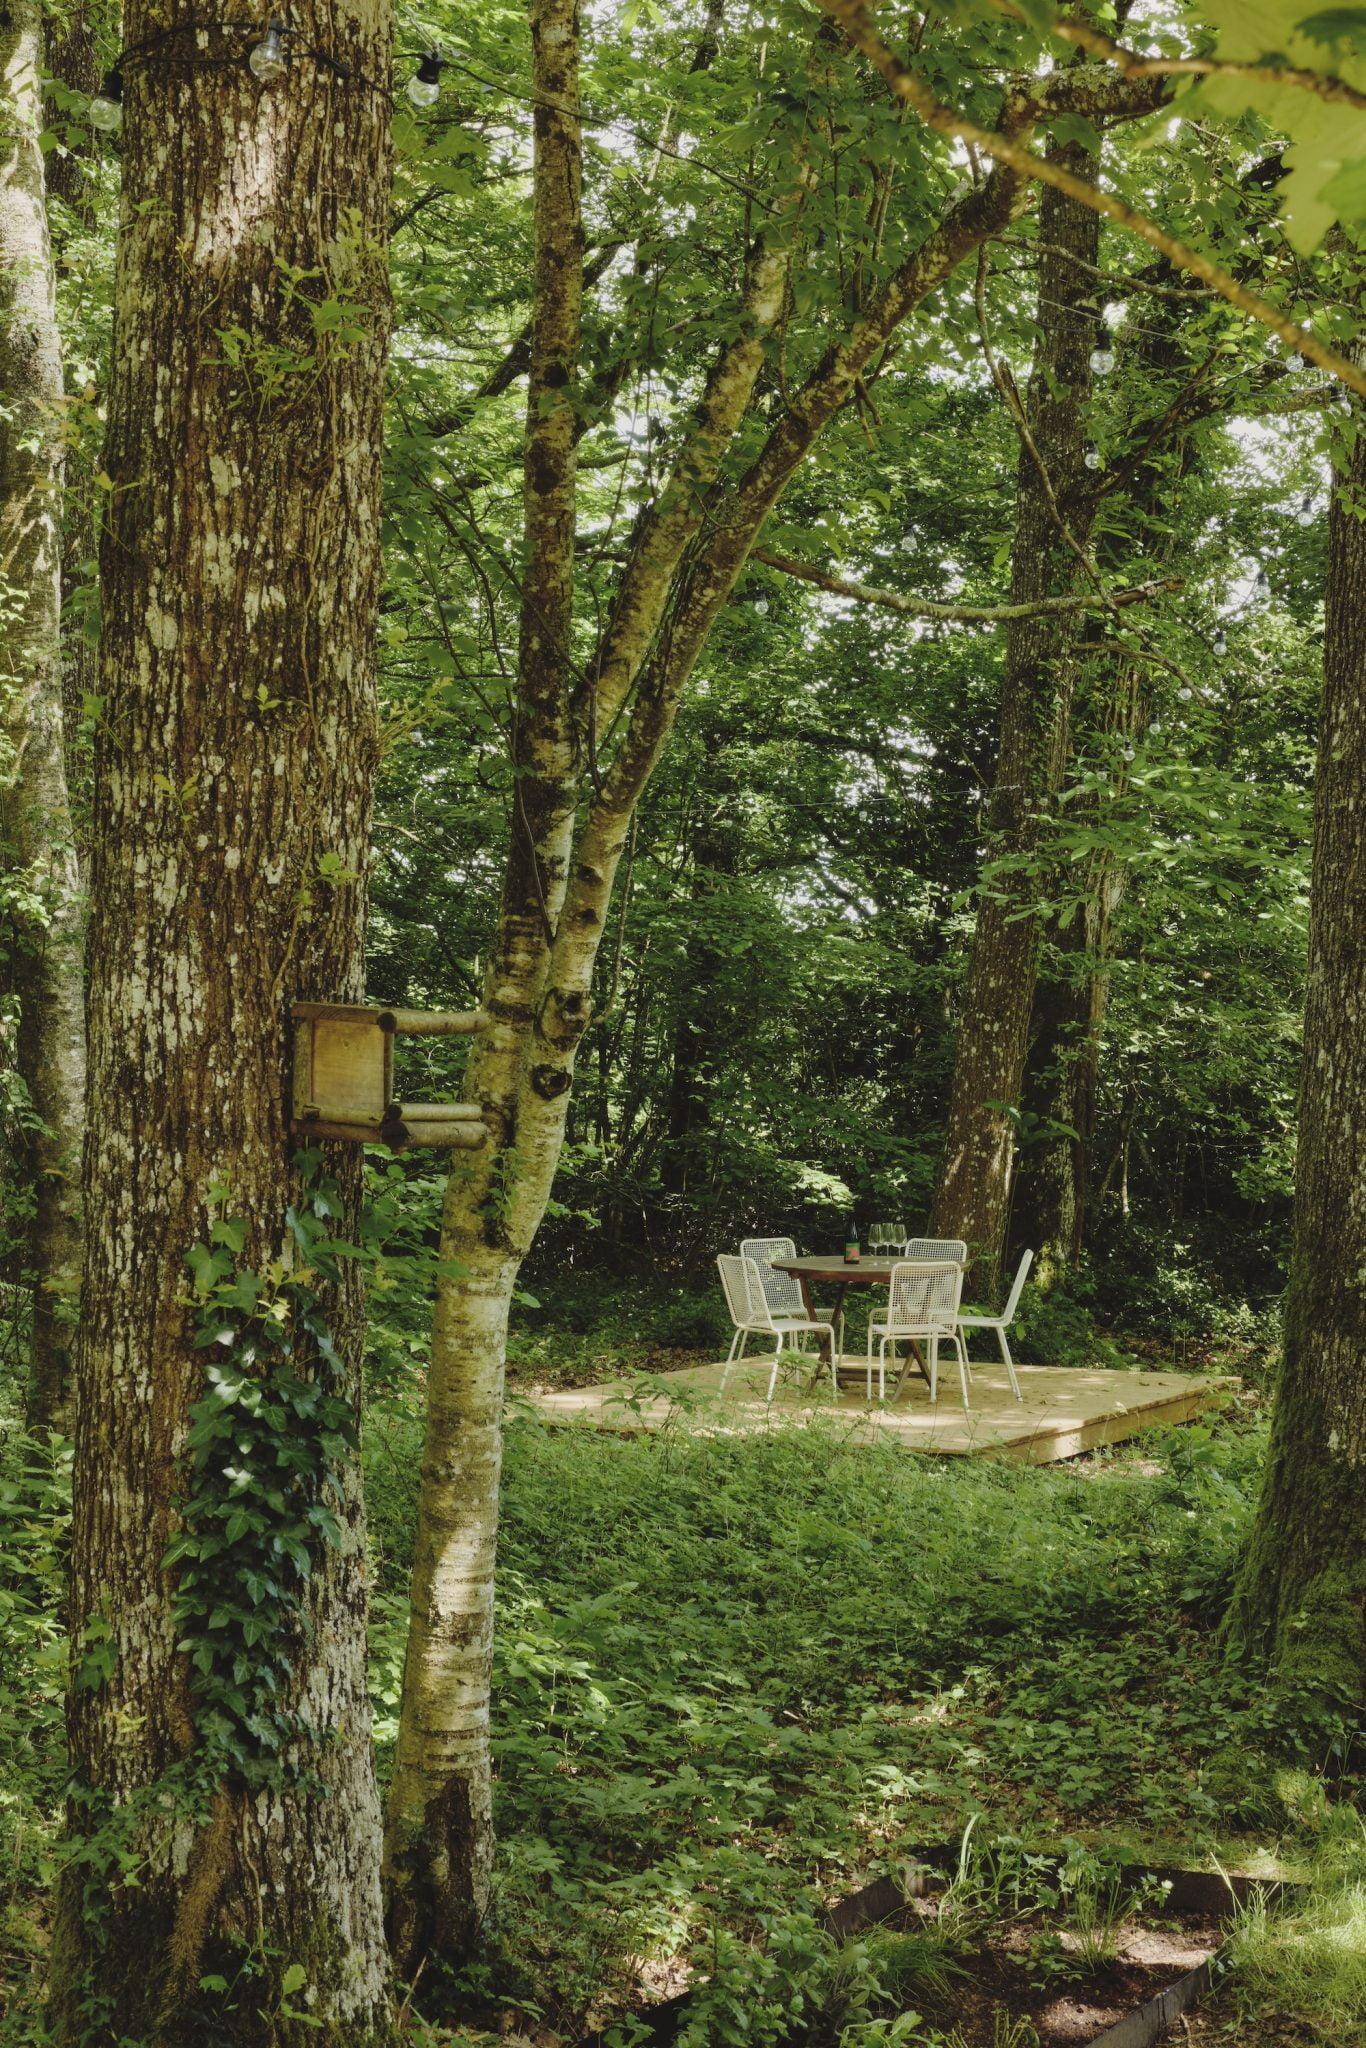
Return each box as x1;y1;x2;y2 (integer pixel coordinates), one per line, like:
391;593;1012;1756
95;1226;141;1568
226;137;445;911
0;0;86;1433
931;146;1099;1294
1229;359;1366;1708
51;2;396;2037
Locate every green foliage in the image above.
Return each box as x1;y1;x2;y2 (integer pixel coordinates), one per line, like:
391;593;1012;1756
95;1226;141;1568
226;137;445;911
0;1422;69;1999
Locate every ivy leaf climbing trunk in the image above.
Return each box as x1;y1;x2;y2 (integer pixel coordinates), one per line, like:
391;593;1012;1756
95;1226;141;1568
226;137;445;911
931;142;1100;1294
51;2;397;2039
0;0;87;1434
1229;349;1366;1711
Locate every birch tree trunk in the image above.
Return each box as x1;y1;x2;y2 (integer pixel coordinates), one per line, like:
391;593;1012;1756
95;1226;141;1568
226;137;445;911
1228;357;1366;1707
0;0;86;1434
383;64;1161;1976
51;3;397;2037
382;0;584;1969
931;146;1099;1293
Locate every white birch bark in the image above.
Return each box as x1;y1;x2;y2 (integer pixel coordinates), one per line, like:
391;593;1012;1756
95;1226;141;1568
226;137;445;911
0;0;86;1434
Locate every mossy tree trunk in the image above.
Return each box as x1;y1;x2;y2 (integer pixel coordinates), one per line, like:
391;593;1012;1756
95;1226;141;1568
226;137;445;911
51;2;397;2038
1229;370;1366;1708
0;0;86;1433
931;145;1100;1294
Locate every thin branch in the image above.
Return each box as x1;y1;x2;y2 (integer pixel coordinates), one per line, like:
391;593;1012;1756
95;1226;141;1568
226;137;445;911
1053;14;1366;115
751;546;1182;619
815;0;1366;398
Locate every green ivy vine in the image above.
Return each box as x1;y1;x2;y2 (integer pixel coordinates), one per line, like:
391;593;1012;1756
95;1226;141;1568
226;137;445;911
163;1150;360;1780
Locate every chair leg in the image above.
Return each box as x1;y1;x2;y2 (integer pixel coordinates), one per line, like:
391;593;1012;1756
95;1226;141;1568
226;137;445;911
825;1327;838;1395
956;1333;971;1411
928;1335;939;1404
767;1336;785;1404
720;1326;743;1392
998;1324;1022;1402
878;1337;889;1403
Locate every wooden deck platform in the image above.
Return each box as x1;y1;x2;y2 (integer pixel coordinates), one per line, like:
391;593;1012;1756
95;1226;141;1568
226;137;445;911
526;1357;1235;1465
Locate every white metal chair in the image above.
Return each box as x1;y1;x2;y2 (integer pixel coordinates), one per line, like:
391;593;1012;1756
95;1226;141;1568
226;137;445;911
717;1254;837;1402
866;1260;968;1406
957;1248;1033;1403
902;1237;968;1266
739;1237;830;1357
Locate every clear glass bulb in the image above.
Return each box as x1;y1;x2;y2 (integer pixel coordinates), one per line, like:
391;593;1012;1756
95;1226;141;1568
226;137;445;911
407;52;443;105
1177;686;1192;701
1084;447;1101;470
1213;633;1228;656
752;599;769;615
249;22;288;82
1296;495;1315;526
1090;345;1115;377
1121;744;1135;763
90;67;123;131
1285;351;1304;372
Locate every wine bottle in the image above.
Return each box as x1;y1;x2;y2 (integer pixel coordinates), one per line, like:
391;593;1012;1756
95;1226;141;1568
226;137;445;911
844;1216;860;1264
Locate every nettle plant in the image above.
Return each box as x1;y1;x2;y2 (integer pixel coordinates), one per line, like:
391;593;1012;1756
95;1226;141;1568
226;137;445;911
164;1151;363;1777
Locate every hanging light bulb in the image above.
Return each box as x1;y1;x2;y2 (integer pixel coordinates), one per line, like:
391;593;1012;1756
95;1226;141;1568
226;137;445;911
1285;350;1305;372
1254;567;1270;597
249;18;289;82
1121;743;1136;763
1213;631;1228;656
1177;686;1193;701
752;598;770;615
89;64;124;132
1089;320;1116;377
1296;491;1316;526
1083;444;1101;471
407;50;444;106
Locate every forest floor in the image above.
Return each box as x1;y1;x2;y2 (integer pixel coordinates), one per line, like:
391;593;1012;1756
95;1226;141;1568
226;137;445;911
364;1302;1362;2048
2;1289;1358;2048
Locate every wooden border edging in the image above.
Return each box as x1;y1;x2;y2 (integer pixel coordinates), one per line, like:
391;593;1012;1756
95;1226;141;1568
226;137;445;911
1084;1958;1216;2048
580;1854;1297;2048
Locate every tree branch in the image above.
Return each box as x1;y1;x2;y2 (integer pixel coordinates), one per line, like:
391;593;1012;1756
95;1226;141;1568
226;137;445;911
1052;14;1366;115
751;547;1182;620
814;0;1366;398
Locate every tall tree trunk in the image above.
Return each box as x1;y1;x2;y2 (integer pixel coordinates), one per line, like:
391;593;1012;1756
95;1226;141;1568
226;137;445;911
382;64;1156;1974
382;0;584;1971
931;145;1099;1293
51;2;396;2037
1010;654;1138;1279
1228;356;1366;1708
0;0;86;1433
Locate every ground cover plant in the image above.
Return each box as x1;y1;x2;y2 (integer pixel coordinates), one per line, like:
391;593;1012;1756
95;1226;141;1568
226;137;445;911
361;1388;1360;2045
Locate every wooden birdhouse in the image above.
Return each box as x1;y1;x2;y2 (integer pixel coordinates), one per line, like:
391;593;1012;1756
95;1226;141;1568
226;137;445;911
291;1001;489;1152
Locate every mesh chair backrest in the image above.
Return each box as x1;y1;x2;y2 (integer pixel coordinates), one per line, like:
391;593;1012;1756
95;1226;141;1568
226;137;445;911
903;1237;968;1266
717;1254;772;1330
1001;1247;1035;1322
740;1237;804;1316
886;1260;963;1333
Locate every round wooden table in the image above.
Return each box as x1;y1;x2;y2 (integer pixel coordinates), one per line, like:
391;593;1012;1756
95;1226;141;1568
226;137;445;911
771;1255;954;1387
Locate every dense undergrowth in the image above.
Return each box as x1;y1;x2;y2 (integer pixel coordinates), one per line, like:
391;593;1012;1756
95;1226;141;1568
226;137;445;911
1;1282;1359;2046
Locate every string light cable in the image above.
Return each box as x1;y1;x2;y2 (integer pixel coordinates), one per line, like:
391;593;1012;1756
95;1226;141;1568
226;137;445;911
87;18;455;129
